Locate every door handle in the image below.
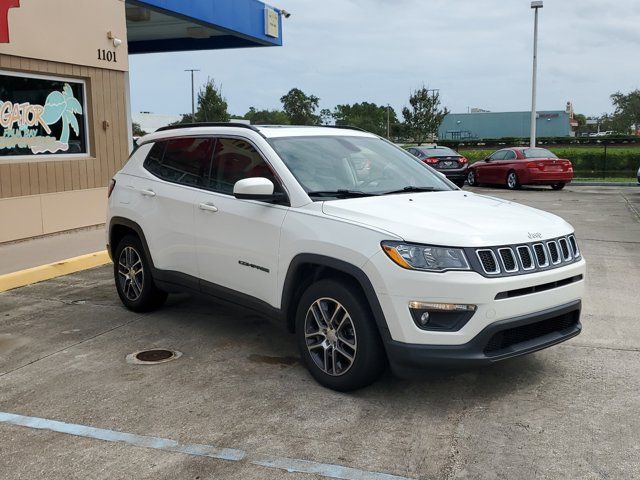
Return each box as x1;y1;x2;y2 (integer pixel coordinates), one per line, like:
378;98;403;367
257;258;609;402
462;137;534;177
140;189;156;197
198;202;218;212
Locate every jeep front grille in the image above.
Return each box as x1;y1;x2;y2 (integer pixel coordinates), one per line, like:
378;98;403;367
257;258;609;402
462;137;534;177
468;235;581;277
476;249;500;274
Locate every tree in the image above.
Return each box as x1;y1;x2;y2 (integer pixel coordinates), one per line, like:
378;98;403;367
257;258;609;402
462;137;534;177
280;88;320;125
244;107;289;125
332;102;398;137
132;122;146;137
319;108;333;126
610;89;640;133
402;87;448;145
194;78;230;123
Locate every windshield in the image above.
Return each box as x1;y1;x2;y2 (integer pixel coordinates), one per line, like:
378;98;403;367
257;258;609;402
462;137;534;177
418;147;458;156
268;135;454;198
523;148;558;159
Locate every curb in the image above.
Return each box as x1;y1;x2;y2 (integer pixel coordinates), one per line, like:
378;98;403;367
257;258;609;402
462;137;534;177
571;182;639;187
0;251;111;293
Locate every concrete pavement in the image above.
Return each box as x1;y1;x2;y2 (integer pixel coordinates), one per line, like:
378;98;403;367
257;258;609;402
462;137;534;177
0;185;639;479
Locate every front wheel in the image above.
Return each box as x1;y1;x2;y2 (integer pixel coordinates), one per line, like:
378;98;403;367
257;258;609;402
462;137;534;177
551;182;565;190
114;234;167;312
467;170;477;186
295;279;386;391
506;171;520;190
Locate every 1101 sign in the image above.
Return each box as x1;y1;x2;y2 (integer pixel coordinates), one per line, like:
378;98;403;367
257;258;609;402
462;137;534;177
97;49;117;63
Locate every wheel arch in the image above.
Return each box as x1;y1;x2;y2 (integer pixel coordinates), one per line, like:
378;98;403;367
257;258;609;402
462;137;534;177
108;217;155;269
281;254;391;343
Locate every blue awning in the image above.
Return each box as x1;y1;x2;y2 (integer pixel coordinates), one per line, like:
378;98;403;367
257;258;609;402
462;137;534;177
126;0;283;54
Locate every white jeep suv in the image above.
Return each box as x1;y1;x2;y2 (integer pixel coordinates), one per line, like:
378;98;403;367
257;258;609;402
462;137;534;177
107;124;585;391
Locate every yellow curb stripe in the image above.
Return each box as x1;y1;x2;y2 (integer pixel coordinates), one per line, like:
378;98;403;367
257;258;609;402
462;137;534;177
0;251;111;293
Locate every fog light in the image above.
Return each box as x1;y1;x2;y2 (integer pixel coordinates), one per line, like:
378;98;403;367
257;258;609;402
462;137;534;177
409;301;477;331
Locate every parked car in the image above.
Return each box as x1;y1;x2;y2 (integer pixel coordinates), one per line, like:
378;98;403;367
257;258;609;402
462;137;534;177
107;124;585;391
405;145;468;187
467;147;573;190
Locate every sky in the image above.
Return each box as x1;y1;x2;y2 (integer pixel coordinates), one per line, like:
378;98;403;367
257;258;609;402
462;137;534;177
129;0;640;119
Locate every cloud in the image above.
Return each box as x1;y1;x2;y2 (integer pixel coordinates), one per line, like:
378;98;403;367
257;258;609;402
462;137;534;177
129;0;640;118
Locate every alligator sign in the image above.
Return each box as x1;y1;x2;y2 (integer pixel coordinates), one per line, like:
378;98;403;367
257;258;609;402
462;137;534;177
0;71;87;157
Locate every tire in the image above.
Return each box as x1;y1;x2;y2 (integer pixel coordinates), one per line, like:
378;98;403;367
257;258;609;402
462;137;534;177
551;183;565;190
467;170;477;186
506;170;520;190
295;279;386;391
114;234;167;312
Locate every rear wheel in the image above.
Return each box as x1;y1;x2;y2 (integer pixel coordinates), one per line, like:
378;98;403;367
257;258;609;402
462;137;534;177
551;182;565;190
295;279;386;391
467;170;477;186
114;234;167;312
506;171;520;190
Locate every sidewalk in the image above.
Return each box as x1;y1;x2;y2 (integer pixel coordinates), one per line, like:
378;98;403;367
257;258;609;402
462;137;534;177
0;227;107;275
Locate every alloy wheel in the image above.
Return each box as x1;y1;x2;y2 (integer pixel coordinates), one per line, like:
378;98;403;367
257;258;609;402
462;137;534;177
118;246;145;301
507;172;517;189
304;297;357;376
468;171;475;186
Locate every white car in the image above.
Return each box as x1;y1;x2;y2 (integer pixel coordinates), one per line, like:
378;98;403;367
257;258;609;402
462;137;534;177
107;124;585;391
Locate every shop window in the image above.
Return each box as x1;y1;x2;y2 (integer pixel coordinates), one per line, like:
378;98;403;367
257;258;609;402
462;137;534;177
0;71;88;158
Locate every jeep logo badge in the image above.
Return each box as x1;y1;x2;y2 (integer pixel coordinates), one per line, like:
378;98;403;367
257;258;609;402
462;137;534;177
528;232;542;239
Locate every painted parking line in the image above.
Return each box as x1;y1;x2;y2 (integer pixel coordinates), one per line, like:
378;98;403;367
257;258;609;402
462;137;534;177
0;412;414;480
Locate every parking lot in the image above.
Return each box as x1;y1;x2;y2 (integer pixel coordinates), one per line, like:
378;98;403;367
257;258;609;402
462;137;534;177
1;185;639;480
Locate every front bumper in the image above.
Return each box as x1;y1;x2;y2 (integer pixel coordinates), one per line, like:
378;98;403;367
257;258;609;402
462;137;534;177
385;300;581;376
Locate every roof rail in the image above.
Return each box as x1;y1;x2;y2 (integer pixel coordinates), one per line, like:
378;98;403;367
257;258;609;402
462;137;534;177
155;122;263;134
327;125;372;134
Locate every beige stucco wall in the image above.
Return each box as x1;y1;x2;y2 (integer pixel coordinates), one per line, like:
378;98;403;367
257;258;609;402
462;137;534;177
0;0;128;72
0;187;107;243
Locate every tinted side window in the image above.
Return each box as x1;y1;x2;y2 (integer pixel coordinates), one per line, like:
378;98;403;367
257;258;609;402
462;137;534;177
503;150;516;160
143;137;214;187
490;150;506;160
209;138;280;195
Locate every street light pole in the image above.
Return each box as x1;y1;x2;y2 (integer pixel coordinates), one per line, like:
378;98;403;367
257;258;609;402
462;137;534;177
530;1;543;148
185;69;200;121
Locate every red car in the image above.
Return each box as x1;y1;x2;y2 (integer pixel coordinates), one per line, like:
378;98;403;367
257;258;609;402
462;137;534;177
467;147;573;190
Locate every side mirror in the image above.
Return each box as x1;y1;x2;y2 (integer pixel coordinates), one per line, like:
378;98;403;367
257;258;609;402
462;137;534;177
233;177;287;204
484;157;491;162
233;177;274;200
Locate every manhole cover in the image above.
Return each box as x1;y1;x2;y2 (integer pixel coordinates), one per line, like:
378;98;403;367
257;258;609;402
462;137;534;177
126;349;182;365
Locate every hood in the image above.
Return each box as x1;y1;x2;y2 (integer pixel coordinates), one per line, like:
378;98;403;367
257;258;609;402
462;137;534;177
321;191;573;247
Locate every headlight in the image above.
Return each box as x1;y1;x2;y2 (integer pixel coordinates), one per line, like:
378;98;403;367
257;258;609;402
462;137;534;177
381;241;470;272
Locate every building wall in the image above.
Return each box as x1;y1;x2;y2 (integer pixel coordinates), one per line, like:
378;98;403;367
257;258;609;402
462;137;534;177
439;111;572;140
0;0;129;243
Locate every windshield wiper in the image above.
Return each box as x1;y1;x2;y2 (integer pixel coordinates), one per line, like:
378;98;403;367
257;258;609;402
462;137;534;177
381;186;442;195
307;189;379;199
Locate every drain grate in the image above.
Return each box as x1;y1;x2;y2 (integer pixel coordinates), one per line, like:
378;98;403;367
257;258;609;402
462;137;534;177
126;349;182;365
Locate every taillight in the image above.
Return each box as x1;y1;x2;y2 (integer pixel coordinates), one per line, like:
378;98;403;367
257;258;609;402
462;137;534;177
108;178;116;198
423;157;439;164
459;157;468;164
526;162;545;169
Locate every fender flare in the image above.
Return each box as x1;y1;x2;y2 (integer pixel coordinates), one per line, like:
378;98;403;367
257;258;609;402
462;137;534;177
281;253;391;342
108;217;155;269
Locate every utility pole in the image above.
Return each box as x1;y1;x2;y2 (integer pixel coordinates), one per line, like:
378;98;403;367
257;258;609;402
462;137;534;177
185;69;200;121
530;1;543;147
387;105;391;139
